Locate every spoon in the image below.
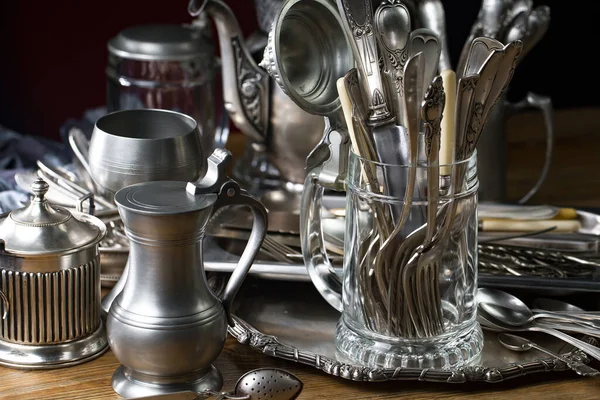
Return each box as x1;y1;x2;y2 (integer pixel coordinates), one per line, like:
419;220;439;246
534;299;600;316
478;288;600;329
477;290;600;362
498;333;600;377
532;298;600;325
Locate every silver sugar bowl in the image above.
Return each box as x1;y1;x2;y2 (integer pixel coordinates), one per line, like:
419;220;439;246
0;178;108;369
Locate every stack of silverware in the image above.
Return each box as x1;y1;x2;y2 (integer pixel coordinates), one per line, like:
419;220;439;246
311;0;526;337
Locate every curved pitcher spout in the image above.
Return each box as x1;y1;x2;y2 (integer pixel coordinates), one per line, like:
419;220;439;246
189;0;270;144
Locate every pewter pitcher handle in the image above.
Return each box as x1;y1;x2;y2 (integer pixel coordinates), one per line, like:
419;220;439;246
507;92;554;204
214;181;268;325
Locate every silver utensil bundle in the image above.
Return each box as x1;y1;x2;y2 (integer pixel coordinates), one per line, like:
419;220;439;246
318;0;524;338
477;288;600;375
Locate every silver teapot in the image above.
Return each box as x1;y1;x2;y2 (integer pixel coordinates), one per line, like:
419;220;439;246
188;0;324;210
107;149;267;397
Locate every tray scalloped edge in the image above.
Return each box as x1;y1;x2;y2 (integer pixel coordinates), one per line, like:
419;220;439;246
229;316;596;384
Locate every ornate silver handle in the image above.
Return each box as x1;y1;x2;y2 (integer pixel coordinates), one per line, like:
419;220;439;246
189;0;270;143
337;0;391;124
507;93;554;204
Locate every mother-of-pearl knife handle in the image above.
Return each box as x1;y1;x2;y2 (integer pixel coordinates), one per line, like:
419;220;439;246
337;0;392;125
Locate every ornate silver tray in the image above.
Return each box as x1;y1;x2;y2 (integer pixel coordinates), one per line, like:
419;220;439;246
229;278;597;383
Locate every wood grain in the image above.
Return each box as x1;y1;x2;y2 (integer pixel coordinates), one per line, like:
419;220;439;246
0;327;599;399
506;107;600;207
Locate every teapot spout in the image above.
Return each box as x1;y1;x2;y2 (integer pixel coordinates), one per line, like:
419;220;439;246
189;0;270;143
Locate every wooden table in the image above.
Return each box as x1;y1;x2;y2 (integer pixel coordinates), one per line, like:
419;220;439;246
1;301;599;400
2;107;600;399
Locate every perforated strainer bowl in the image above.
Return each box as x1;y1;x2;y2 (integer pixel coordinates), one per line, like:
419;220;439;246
234;368;303;400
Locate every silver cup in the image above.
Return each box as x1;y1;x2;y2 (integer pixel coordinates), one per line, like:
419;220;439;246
88;108;207;194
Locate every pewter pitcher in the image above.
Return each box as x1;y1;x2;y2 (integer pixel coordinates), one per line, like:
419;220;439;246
106;149;267;398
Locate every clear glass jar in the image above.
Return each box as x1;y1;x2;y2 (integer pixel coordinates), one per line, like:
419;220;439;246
334;150;482;369
301;145;483;370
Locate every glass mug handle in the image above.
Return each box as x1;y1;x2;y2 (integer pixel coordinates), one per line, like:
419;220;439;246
506;93;554;204
300;170;344;312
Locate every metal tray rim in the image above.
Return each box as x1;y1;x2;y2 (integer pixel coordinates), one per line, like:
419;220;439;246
228;315;597;384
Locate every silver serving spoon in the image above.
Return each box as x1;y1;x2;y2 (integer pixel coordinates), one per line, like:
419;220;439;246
532;298;600;324
476;289;600;362
498;333;600;377
478;288;600;328
533;298;600;315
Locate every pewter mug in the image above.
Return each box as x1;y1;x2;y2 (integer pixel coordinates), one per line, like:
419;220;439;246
107;149;267;398
107;22;221;152
476;92;553;203
88;108;206;194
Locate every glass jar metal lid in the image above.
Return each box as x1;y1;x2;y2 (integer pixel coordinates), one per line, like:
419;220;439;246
0;178;104;255
107;24;213;61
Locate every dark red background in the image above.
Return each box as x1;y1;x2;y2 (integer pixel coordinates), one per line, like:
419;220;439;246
0;1;597;140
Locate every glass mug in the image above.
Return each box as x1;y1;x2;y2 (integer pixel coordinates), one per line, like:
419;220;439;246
301;150;483;369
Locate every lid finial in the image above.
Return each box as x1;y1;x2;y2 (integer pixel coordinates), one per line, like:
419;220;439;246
30;178;49;200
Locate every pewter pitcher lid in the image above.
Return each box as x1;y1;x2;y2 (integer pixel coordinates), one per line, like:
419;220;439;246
108;24;213;61
115;181;217;215
0;178;104;255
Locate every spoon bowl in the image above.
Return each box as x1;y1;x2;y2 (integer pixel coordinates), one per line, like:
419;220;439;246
477;287;534;327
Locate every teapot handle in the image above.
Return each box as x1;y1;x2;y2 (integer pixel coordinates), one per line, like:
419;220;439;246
214;181;268;326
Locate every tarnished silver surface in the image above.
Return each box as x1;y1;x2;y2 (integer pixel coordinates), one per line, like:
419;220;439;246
89;109;206;194
190;0;323;192
107;149;267;398
261;0;352;117
0;179;108;368
229;278;597;382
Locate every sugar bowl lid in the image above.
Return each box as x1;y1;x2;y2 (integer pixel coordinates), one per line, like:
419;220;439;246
0;178;104;255
108;24;213;61
115;181;217;215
